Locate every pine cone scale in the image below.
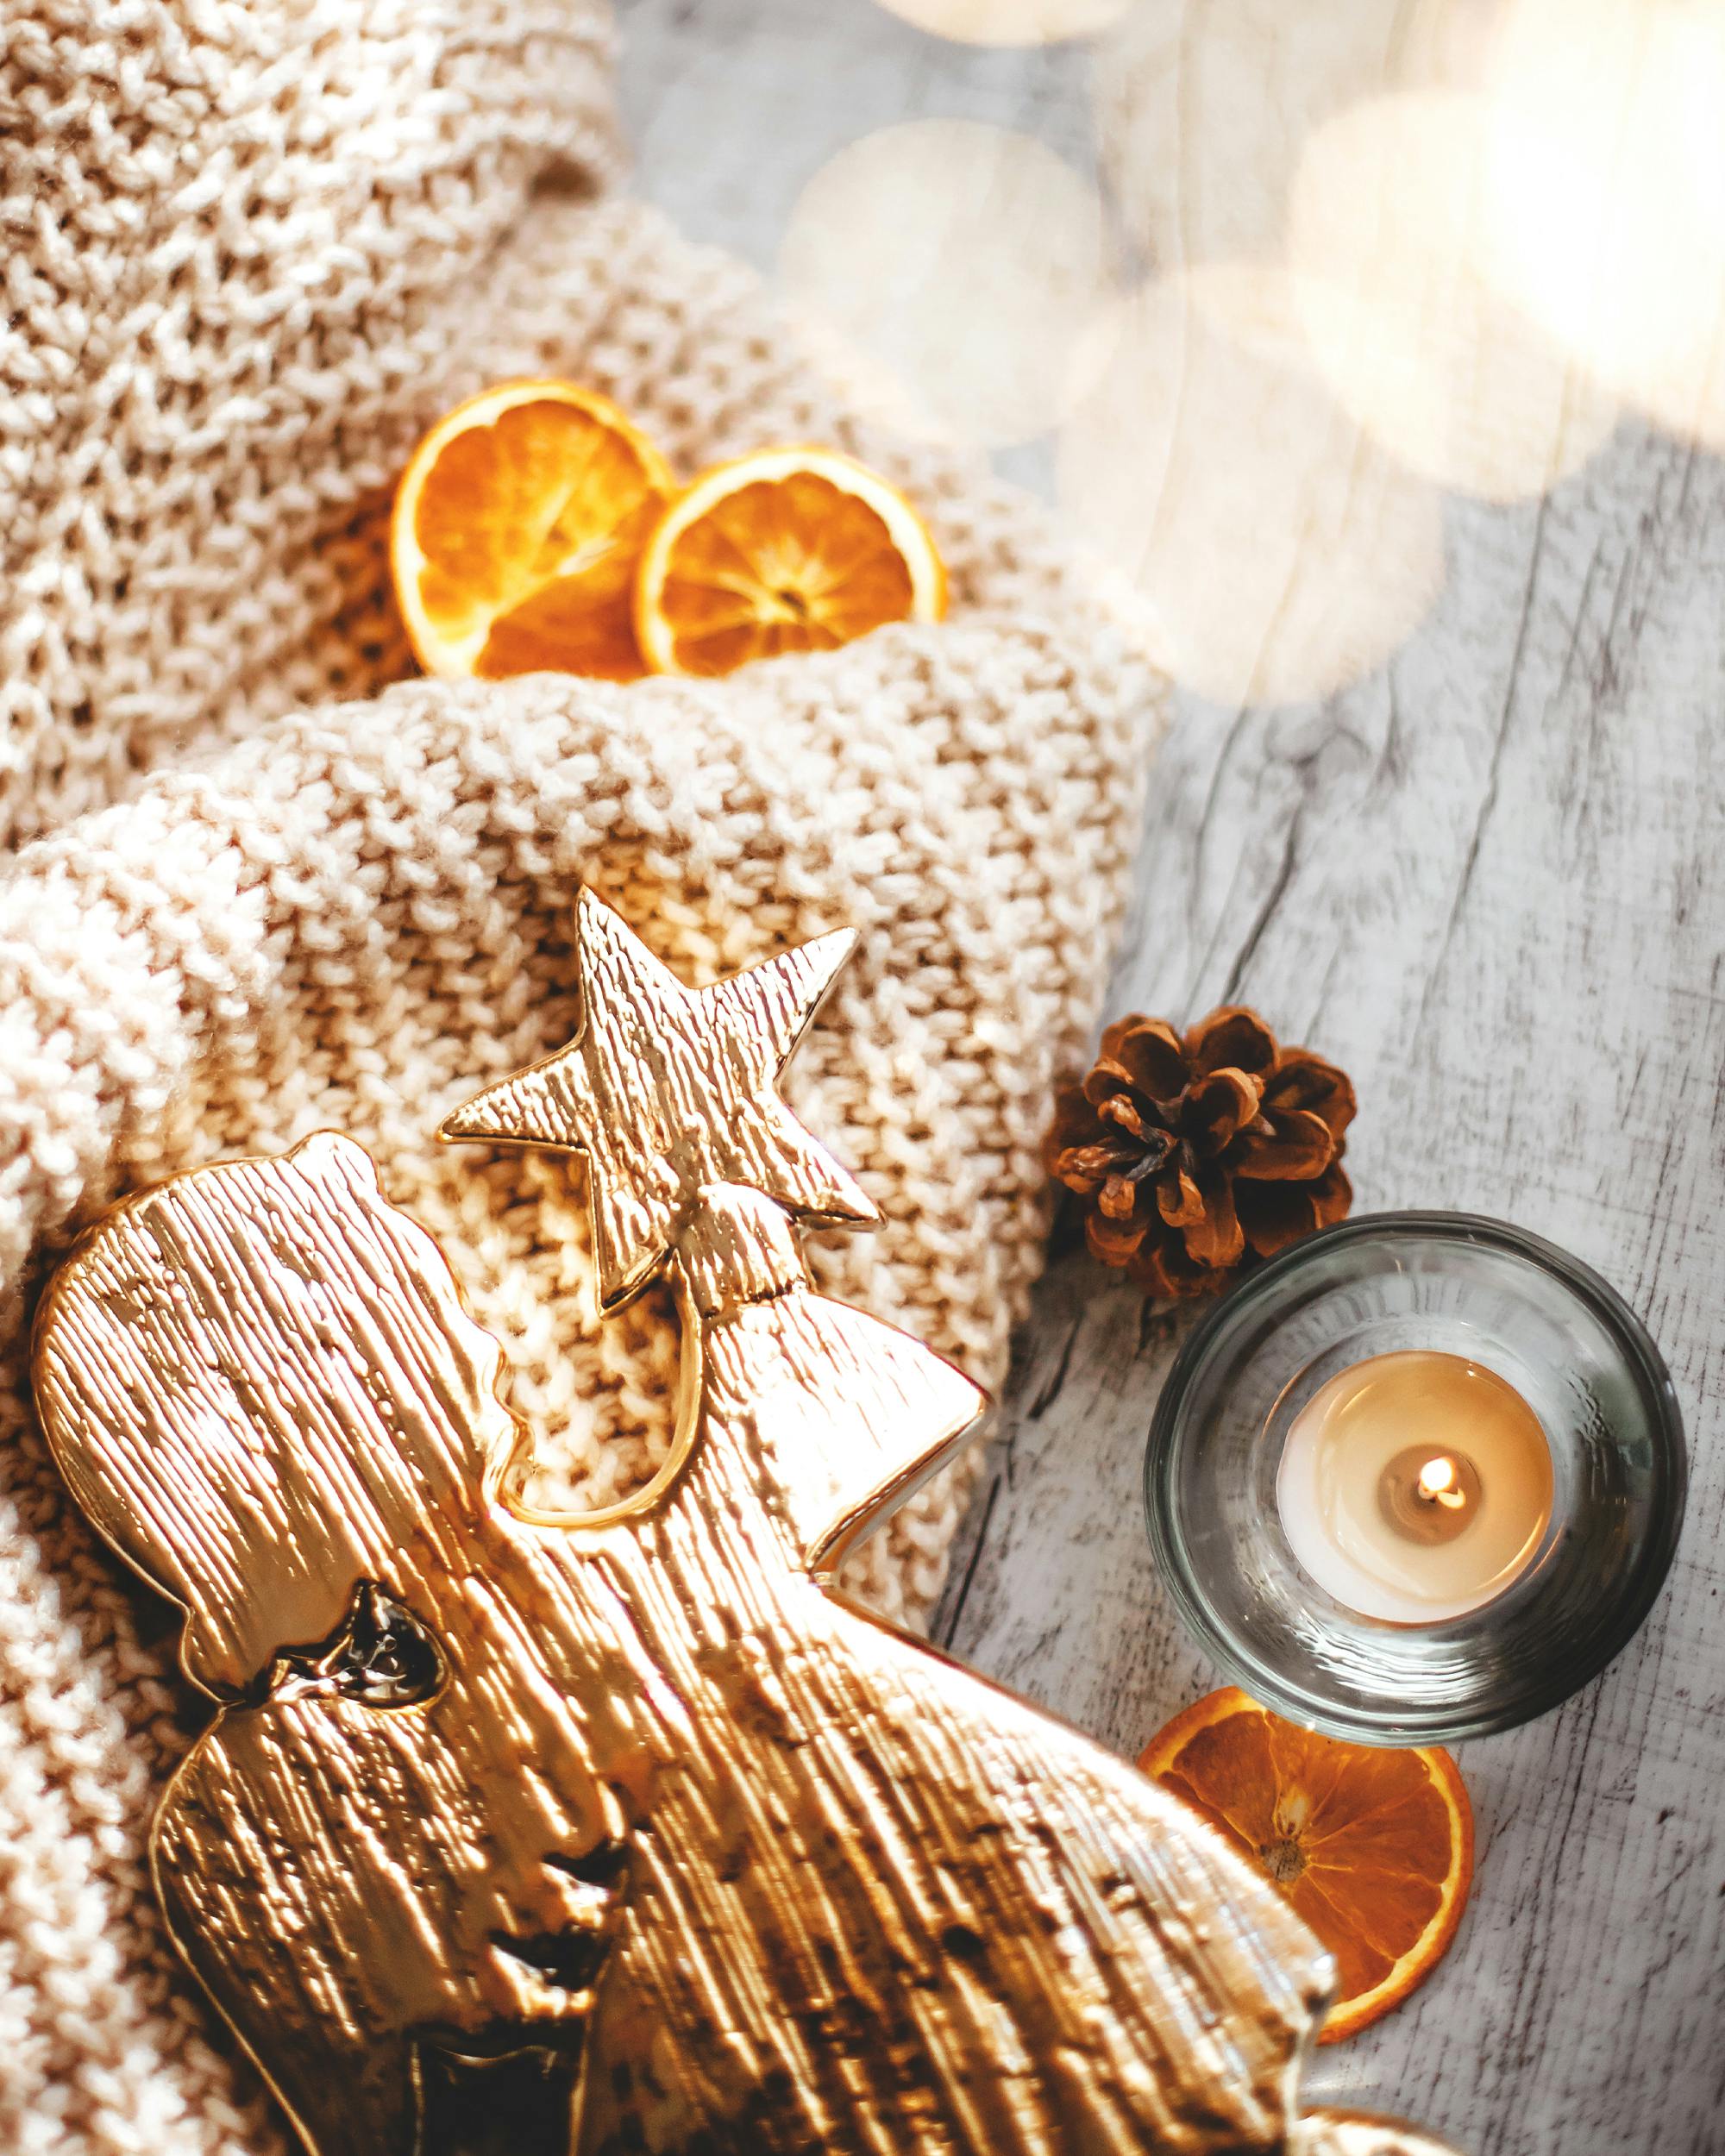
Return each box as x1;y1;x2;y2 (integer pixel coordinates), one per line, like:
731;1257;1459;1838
1229;1106;1338;1180
1263;1053;1356;1133
1087;1210;1149;1265
1099;1175;1139;1220
1174;1169;1236;1269
1186;1065;1264;1150
1056;1142;1127;1191
1237;1163;1352;1258
1185;1006;1278;1078
1157;1163;1206;1230
1082;1059;1134;1106
1097;1093;1149;1138
1101;1017;1189;1100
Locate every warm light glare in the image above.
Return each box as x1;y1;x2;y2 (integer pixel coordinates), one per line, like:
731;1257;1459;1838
1289;91;1615;500
873;0;1132;45
1057;267;1444;707
780;121;1111;450
1097;0;1496;270
1479;0;1725;448
1417;1457;1466;1508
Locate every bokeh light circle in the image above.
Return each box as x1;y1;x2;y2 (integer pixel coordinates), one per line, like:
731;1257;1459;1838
873;0;1132;47
1058;266;1446;707
1478;0;1725;448
780;120;1111;450
1289;90;1615;500
1096;0;1496;270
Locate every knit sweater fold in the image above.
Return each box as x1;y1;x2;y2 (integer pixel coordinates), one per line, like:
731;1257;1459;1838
0;3;1154;2147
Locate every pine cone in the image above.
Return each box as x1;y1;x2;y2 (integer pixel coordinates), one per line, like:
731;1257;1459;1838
1045;1007;1356;1300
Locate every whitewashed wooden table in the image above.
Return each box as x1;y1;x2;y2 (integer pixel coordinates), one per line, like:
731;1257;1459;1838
619;7;1725;2153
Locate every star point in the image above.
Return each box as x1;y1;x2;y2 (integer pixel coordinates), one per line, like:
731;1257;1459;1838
441;893;877;1307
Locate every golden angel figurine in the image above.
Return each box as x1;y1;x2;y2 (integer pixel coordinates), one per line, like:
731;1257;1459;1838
33;893;1452;2156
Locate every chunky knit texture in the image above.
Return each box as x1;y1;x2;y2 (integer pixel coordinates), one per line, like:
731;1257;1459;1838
0;3;1153;2149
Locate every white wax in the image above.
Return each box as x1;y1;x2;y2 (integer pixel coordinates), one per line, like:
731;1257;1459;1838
1276;1350;1555;1624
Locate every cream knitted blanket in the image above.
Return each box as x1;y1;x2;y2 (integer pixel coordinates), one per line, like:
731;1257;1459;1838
0;3;1151;2147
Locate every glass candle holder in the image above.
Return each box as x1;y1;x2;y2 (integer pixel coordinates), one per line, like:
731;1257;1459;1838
1143;1213;1686;1745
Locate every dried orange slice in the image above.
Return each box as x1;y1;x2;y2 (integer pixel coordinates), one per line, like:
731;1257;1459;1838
392;380;674;681
633;446;947;677
1139;1687;1472;2043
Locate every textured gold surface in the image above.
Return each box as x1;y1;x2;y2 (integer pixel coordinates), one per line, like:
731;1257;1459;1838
33;894;1458;2156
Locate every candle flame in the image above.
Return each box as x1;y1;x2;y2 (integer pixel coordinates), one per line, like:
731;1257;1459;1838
1417;1456;1469;1510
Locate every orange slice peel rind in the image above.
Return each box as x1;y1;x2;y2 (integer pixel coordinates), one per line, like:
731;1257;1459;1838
1139;1686;1473;2044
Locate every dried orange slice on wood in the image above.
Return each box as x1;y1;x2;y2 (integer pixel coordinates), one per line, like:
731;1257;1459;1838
392;380;674;681
1139;1687;1473;2043
633;446;947;677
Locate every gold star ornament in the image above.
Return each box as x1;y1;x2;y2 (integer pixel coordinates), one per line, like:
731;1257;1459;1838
440;890;880;1310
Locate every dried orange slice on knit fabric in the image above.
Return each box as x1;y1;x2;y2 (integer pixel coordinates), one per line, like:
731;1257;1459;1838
1139;1687;1473;2043
633;445;947;677
392;379;674;681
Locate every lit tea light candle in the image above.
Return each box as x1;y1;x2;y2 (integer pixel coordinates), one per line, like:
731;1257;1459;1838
1276;1350;1555;1623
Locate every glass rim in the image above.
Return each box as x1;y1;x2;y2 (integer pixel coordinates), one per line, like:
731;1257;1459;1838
1143;1208;1688;1744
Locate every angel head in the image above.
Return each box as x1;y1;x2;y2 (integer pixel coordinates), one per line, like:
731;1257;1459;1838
34;1131;524;1695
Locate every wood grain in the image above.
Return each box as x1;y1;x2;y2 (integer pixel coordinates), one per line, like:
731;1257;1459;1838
930;310;1725;2156
612;5;1725;2152
932;433;1725;2156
